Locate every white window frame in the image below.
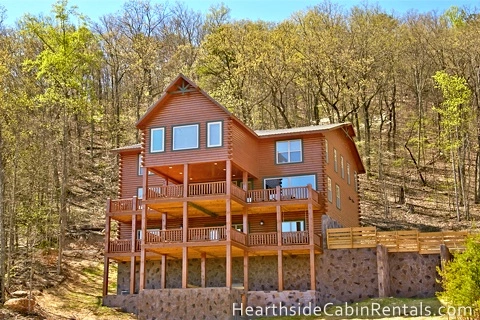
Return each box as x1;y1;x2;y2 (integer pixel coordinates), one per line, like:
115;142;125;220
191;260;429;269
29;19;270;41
173;124;199;151
150;127;165;153
137;187;143;199
325;139;329;163
334;149;338;172
138;154;143;176
354;171;358;192
281;220;305;232
276;139;302;164
336;184;341;209
327;177;332;203
341;156;344;179
207;121;222;147
347;163;351;185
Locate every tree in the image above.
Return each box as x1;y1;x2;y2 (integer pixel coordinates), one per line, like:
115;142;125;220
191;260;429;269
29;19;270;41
433;70;473;221
437;234;480;318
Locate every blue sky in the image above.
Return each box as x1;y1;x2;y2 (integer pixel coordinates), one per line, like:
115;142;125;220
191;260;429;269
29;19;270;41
1;0;479;26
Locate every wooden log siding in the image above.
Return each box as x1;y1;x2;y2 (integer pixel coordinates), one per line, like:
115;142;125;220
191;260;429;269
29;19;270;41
327;227;469;254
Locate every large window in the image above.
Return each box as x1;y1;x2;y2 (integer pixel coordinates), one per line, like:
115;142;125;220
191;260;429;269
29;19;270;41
150;127;165;153
282;220;305;232
137;187;143;199
173;124;199;150
264;175;316;189
347;163;351;185
207;121;222;147
138;154;143;176
276;139;302;164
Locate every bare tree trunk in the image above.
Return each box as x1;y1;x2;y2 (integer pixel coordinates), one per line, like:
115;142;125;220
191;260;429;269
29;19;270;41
0;125;6;303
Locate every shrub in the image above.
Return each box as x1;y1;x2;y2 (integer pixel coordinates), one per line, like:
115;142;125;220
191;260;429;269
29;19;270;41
437;234;480;319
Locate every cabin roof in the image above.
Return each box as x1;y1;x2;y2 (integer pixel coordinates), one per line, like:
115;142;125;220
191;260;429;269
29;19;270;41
111;143;141;153
255;123;351;137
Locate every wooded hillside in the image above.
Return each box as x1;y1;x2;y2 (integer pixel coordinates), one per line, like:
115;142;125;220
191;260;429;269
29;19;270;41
0;0;479;303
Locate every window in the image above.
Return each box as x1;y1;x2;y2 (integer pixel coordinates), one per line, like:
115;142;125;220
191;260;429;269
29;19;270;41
207;121;222;147
325;139;329;163
137;187;143;199
232;223;243;232
327;177;332;202
333;149;338;172
276;139;302;164
282;220;305;232
341;156;344;179
336;184;341;209
264;175;316;189
347;163;351;185
150;128;165;153
137;154;143;176
173;124;199;150
354;171;358;192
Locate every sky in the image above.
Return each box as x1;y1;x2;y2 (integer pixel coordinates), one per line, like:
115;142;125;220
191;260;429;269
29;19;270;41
1;0;479;26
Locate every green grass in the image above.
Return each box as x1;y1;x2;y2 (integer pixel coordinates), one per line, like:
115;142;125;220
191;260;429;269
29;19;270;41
258;297;454;319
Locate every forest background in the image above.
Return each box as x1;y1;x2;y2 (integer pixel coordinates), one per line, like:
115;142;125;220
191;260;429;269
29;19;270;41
0;0;479;304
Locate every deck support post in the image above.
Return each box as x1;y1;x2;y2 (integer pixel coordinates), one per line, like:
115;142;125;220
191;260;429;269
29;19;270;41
225;160;232;289
243;208;249;292
161;213;167;289
130;210;136;294
139;169;149;291
103;201;111;297
276;203;283;291
182;201;188;288
308;197;316;291
201;252;207;288
377;244;390;297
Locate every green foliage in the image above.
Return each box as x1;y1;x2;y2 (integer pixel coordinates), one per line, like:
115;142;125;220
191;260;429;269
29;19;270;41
437;234;480;318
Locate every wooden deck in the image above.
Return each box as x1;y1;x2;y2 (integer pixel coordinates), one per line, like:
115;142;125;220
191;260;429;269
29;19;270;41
106;226;322;259
107;183;321;220
326;227;470;254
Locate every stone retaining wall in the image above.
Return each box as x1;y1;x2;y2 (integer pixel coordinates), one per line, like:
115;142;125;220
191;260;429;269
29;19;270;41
102;294;137;314
247;290;319;316
137;288;242;320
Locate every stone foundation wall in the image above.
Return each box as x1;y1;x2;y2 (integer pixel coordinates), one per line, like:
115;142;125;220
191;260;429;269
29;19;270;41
247;290;319;316
137;288;242;320
102;294;138;314
317;248;378;305
389;252;441;298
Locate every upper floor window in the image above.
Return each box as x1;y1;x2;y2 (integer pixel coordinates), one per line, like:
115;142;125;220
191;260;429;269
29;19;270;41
347;162;351;185
327;177;332;202
340;156;344;179
333;149;338;172
173;124;199;150
282;220;305;232
137;187;143;199
207;121;222;147
325;139;329;163
150;127;165;153
138;154;143;176
336;184;341;209
276;139;302;164
354;171;358;192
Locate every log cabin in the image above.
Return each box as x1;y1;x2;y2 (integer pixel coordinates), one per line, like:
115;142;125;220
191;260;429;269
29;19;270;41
102;74;365;312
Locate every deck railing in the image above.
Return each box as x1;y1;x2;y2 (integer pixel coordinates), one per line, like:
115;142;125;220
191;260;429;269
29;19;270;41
189;181;226;196
109;239;132;253
231;228;247;245
248;232;278;246
281;187;308;200
231;184;247;201
327;227;470;254
148;185;183;199
246;189;277;203
313;234;322;247
188;226;226;241
110;199;133;212
145;229;183;244
282;231;309;244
